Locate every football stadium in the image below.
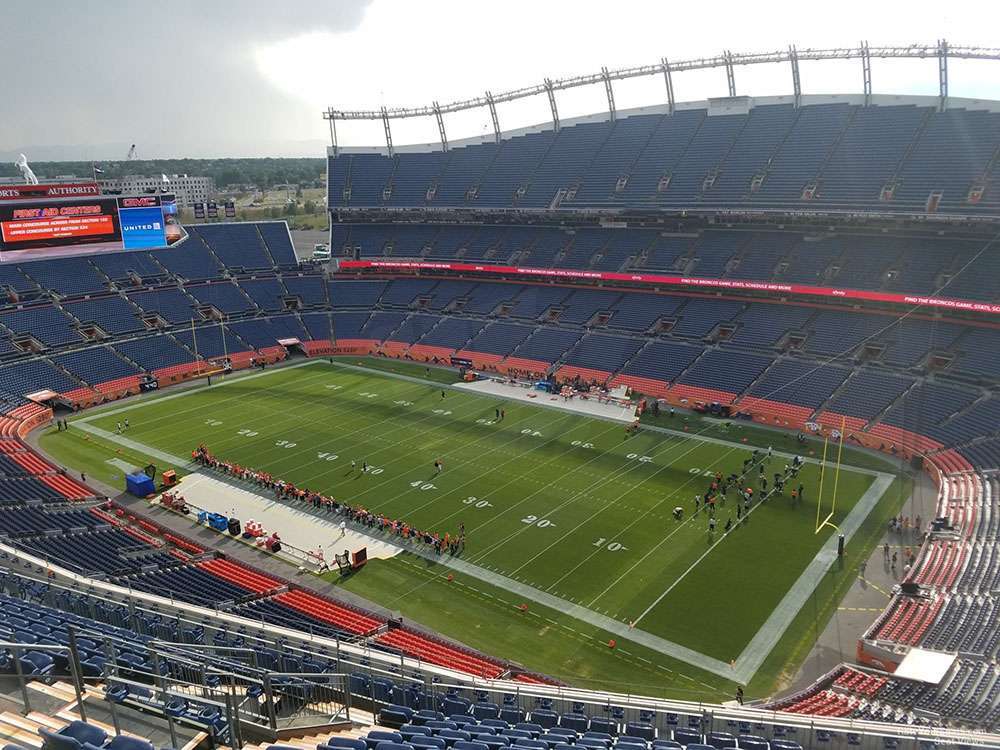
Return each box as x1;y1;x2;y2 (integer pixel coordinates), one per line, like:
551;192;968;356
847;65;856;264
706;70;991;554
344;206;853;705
1;34;1000;750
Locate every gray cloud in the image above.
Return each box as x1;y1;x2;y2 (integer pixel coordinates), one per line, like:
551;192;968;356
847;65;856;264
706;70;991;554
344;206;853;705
1;0;370;158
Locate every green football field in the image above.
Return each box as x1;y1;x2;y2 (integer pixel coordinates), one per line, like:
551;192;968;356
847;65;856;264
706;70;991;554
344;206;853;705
40;358;906;699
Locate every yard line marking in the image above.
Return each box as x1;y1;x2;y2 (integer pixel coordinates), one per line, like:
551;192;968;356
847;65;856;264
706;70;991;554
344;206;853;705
343;411;583;512
498;431;744;577
144;370;437;458
98;366;397;458
630;497;770;626
399;417;626;525
75;358;320;423
527;442;742;586
461;430;687;564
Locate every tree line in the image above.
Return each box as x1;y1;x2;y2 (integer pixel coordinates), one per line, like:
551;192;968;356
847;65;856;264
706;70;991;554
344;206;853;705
0;158;326;189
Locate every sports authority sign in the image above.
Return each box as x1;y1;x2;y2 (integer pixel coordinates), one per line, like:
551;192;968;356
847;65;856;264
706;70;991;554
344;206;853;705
0;182;100;201
337;259;1000;316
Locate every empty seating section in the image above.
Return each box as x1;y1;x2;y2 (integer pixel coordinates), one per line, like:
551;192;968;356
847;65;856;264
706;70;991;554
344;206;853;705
331;102;1000;214
879;382;979;435
618;341;704;389
805;311;888;356
426;280;478;310
114;335;194;372
0;264;38;295
0;359;80;397
671;299;743;338
610;294;682;332
746;360;849;410
521;121;613;208
389;151;449;206
127;287;194;323
381;280;439;307
0;477;65;505
51;347;140;386
187;223;274;269
557;290;622;324
0;507;100;536
420;318;487;349
153;233;224;279
822;106;930;205
284;274;329;306
881;319;966;368
238;277;287;310
173;324;245;359
461;283;522;315
730;304;814;348
63;296;144;334
361;312;408;340
122;565;257;607
256;221;298;266
952;327;1000;378
22;257;108;296
677;349;772;399
480;131;556;207
574;114;665;202
709;105;799;204
1;305;81;347
389;314;443;344
227;318;283;349
330;280;388;308
267;313;310;342
185;281;254;314
825;371;914;421
510;287;571;319
301;311;366;340
19;527;176;576
561;335;644;377
90;250;167;282
376;629;504;677
931;398;1000;447
464;323;534;356
512;328;582;365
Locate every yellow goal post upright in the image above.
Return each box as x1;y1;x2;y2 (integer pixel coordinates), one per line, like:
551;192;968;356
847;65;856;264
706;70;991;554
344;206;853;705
815;415;847;535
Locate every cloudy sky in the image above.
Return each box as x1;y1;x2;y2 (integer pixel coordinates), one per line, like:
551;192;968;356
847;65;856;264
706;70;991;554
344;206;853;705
3;0;1000;159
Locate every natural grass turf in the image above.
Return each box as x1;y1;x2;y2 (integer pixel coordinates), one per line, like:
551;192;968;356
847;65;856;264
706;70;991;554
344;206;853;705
38;359;903;697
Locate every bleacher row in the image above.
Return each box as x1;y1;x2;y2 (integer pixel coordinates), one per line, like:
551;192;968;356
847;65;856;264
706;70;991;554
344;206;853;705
367;702;806;750
327;222;1000;303
764;664;1000;730
328;101;1000;216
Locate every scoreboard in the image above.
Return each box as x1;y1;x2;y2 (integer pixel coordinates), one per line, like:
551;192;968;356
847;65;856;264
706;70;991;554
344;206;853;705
0;187;179;262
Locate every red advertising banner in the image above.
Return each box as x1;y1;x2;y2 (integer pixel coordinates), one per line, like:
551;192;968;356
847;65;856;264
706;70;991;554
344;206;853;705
337;259;1000;316
0;182;100;201
1;214;115;243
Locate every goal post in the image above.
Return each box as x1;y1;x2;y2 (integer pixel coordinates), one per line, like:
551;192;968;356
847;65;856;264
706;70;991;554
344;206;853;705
815;416;846;535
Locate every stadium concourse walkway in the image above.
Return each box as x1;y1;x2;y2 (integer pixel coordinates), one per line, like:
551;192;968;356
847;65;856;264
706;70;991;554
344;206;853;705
781;471;933;698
